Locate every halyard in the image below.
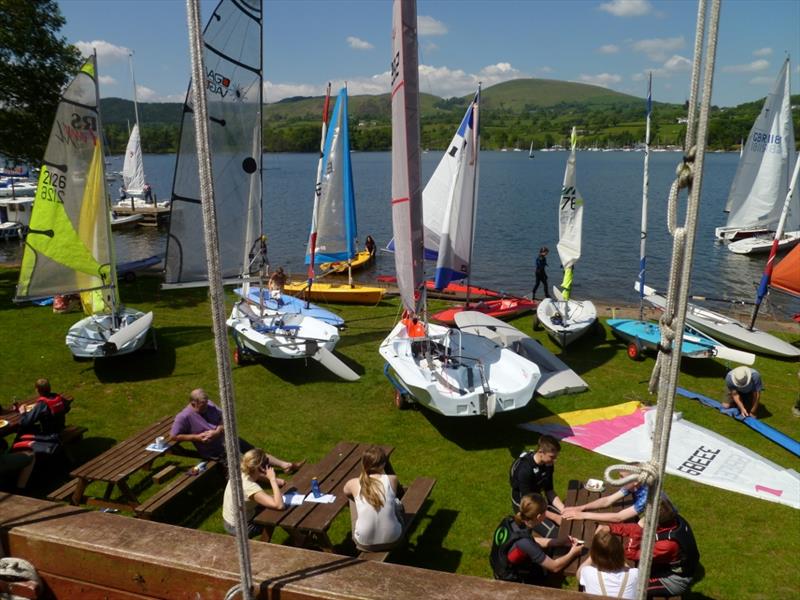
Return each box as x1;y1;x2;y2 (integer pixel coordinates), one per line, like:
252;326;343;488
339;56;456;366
0;268;797;599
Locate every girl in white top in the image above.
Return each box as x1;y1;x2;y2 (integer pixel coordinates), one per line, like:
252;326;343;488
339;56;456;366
578;526;639;599
222;448;285;538
343;446;403;552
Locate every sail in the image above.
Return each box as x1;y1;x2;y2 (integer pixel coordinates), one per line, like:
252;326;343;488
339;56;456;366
556;127;584;300
422;91;480;290
121;124;145;194
15;56;115;305
724;59;797;231
164;0;263;286
390;0;424;314
770;244;800;297
305;87;356;265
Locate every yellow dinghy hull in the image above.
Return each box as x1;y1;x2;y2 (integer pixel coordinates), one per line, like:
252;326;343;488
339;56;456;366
283;281;385;304
318;250;374;275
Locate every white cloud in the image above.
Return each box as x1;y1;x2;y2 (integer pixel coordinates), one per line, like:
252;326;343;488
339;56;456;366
632;37;685;61
98;75;116;86
75;40;130;63
422;42;439;53
598;44;620;54
599;0;653;17
647;54;692;78
135;85;161;102
264;81;325;102
748;76;774;86
722;59;770;73
579;73;622;87
752;47;772;57
346;36;373;50
417;15;447;36
536;66;554;75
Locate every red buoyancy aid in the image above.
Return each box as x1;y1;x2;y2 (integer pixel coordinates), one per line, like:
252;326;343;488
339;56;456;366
403;318;426;339
38;394;67;416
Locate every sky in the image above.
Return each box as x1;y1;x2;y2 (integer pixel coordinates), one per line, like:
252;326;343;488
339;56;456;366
56;0;800;107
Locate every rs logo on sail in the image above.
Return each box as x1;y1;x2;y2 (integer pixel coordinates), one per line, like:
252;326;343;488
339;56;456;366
207;70;232;97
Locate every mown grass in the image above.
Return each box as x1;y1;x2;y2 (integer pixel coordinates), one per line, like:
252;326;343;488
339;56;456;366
0;267;797;598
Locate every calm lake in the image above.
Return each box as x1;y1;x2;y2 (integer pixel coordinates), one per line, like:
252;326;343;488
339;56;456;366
3;150;798;316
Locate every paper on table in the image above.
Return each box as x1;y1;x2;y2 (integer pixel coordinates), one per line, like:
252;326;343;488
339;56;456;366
283;492;305;506
304;493;336;504
145;443;169;453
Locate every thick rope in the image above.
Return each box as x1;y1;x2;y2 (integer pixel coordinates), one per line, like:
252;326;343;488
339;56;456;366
186;1;253;598
636;2;721;598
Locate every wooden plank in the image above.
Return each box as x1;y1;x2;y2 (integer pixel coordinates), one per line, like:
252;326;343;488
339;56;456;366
152;464;178;484
47;478;81;503
134;461;219;519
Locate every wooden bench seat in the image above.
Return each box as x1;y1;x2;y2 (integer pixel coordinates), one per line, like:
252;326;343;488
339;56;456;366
358;476;436;562
47;478;81;503
59;425;88;445
134;460;219;520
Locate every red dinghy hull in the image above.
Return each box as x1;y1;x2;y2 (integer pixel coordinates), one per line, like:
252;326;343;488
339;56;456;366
431;298;538;326
376;276;504;301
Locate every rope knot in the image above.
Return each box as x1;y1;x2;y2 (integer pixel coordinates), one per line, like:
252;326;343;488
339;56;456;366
604;462;658;488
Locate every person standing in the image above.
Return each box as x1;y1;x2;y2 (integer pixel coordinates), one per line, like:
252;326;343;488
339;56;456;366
532;247;551;299
723;366;763;418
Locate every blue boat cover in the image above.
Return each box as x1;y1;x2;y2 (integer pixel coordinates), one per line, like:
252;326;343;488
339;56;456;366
234;287;344;327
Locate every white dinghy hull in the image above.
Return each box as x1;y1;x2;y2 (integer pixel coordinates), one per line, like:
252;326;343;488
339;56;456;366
637;283;800;358
379;321;540;418
66;308;153;358
536;296;597;348
454;311;588;397
727;231;800;255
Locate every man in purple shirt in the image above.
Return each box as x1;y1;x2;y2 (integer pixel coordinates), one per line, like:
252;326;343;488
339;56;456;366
170;389;304;474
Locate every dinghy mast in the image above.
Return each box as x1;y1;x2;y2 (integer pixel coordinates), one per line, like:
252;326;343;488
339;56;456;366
638;73;652;321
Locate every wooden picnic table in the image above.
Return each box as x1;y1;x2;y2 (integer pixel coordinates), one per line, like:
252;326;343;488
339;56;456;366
558;479;634;576
254;441;394;551
68;415;175;510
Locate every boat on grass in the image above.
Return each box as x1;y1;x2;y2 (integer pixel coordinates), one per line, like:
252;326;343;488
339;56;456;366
431;297;536;326
14;54;154;359
376;276;503;301
233;286;344;328
454;311;587;398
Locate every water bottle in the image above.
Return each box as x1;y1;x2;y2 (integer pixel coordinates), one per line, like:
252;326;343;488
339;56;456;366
311;477;321;498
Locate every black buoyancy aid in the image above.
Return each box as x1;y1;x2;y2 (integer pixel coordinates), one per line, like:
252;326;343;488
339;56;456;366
656;515;700;577
490;516;534;582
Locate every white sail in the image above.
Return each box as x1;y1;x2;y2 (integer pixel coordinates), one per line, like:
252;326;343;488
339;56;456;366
121;123;145;194
556;127;583;272
390;0;424;314
422;91;480;290
724;59;798;233
164;0;263;285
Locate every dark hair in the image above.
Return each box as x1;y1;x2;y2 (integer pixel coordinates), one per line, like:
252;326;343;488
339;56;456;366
658;497;677;526
537;435;561;454
590;528;626;571
539;246;549;254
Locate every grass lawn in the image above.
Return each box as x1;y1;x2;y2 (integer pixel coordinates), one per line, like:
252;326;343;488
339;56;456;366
0;267;797;598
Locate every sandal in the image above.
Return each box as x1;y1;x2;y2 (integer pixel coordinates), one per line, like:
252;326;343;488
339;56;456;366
287;459;306;474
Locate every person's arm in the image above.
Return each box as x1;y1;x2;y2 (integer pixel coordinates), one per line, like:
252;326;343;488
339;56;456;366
750;390;761;417
539;542;583;573
343;477;358;500
729;390;750;417
253;467;284;510
562;489;623;518
568;504;639;524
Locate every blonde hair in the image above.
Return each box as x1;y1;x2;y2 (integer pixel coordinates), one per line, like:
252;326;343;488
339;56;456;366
241;448;267;478
514;493;546;526
590;528;626;571
359;446;388;511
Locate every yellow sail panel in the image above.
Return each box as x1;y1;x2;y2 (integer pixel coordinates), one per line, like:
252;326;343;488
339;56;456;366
560;267;574;301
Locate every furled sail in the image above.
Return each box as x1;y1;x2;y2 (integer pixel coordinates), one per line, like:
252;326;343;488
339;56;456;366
164;0;263;286
305;87;356;265
390;0;424;314
121;124;145;194
422;90;480;290
556;127;584;300
15;56;116;308
724;58;797;231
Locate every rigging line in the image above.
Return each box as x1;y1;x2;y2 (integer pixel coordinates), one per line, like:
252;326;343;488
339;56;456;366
185;1;253;599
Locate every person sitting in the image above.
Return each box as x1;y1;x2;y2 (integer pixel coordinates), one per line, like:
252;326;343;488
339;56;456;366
344;446;404;552
606;498;700;598
221;448;285;538
12;378;70;457
364;235;376;258
562;464;671;526
170;388;304;475
577;527;639;598
0;439;34;493
509;435;565;538
723;365;763;418
490;493;583;586
268;267;287;301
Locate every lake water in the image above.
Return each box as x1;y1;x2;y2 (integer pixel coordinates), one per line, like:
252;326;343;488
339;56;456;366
3;150;797;316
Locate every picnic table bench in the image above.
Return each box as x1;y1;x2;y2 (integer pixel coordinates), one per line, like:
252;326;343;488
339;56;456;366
358;475;436;562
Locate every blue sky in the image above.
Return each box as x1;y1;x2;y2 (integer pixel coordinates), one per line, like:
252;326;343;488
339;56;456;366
57;0;800;107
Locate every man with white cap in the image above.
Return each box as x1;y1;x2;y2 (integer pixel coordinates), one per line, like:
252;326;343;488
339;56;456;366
723;366;763;418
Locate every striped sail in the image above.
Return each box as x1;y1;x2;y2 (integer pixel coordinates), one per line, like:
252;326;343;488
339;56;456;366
15;56;117;310
305;87;356;265
164;0;263;286
423;90;480;290
556;127;584;300
725;59;798;231
390;0;424;314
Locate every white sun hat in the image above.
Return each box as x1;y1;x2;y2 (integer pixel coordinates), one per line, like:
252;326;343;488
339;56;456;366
731;366;752;388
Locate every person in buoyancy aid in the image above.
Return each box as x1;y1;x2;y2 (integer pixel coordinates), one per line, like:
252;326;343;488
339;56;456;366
12;378;70;456
607;497;700;598
490;493;583;586
402;314;426;357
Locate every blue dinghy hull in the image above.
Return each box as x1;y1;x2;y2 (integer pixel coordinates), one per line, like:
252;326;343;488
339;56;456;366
234;286;344;328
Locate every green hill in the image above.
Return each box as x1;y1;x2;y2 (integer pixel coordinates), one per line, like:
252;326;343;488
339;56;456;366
478;78;642;110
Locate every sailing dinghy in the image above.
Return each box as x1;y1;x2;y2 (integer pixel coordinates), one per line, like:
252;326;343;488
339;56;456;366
282;85;385;305
536;127;597;347
15;55;154;358
716;58;798;242
379;0;539;418
163;0;355;380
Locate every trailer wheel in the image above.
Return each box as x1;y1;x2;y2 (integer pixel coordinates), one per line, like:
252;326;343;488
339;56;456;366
627;342;643;361
234;348;243;365
394;389;409;410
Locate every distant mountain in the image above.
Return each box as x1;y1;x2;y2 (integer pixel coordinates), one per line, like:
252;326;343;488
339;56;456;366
477;78;644;110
